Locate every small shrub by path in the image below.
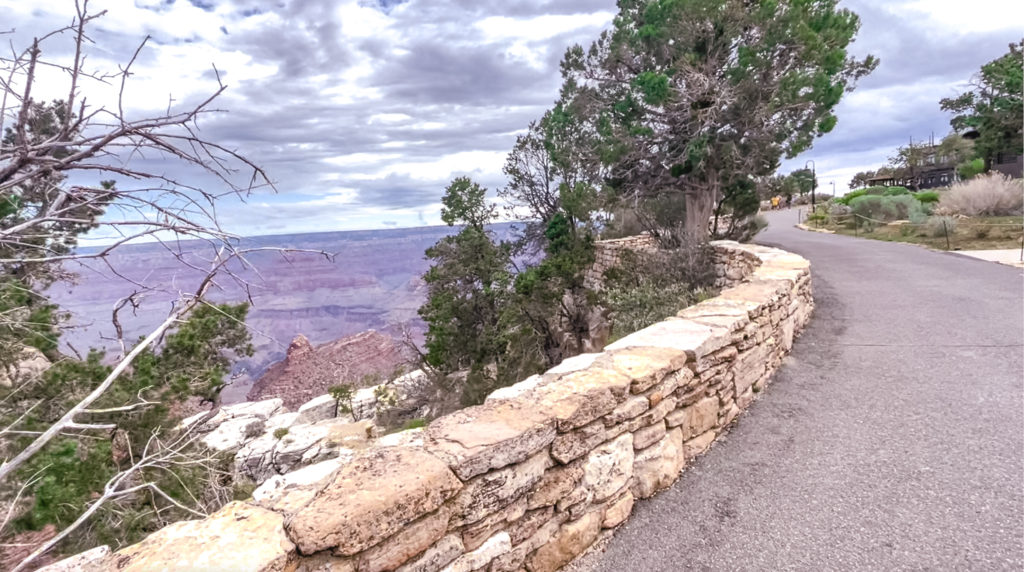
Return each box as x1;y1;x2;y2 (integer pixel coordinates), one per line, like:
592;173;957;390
825;216;1023;250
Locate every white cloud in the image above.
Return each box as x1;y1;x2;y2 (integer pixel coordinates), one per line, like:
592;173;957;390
4;0;1021;237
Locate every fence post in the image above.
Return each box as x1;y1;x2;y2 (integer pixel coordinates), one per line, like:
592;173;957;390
943;220;950;250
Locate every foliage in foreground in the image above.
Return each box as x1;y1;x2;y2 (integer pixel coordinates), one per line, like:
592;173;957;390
602;245;718;342
1;303;253;556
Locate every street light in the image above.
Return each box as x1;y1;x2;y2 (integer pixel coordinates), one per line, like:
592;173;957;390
805;160;816;210
830;181;836;197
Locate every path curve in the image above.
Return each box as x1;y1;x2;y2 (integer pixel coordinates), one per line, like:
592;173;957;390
582;209;1024;570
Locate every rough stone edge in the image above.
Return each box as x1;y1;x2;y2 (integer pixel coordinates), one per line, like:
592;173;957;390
66;239;812;572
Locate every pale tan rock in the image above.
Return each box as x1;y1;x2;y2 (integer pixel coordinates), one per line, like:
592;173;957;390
734;343;770;394
717;279;786;317
632;421;667;450
677;396;720;440
606;319;730;362
288;447;461;555
605;346;688;394
623;396;676;433
582;432;634;503
631;427;685;499
677;300;751;333
251;457;343;514
450;450;549;527
736;387;754;410
645;371;681;408
551;420;607;464
440;532;511;572
296;394;338;424
683;430;717;460
36;545;109;572
603;395;649;426
425;400;556;480
294;554;355;572
533;368;632;431
462;497;526;551
601;491;635;529
377;427;425;448
546;352;601;374
490;513;566;572
0;346;50;388
357;506;450;572
723;403;741;426
485;375;545;403
395;535;464;572
525;511;602;572
106;502;294;571
508;506;555;545
265;411;300;433
528;462;583;510
202;416;265;452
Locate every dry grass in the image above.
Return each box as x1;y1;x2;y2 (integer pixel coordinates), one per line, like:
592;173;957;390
938;174;1024;216
833;216;1023;250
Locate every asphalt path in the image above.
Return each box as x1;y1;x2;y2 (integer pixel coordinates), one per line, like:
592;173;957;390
582;209;1024;571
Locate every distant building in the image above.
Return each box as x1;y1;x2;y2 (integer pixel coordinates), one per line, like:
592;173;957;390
992;151;1024;179
866;146;956;190
963;129;1022;179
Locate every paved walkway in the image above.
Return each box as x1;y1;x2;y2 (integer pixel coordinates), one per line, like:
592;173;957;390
954;249;1024;269
581;210;1024;570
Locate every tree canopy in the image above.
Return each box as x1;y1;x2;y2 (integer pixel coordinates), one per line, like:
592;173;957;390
940;40;1023;169
562;0;876;239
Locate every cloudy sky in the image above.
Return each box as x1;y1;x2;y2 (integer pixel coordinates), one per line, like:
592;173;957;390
5;0;1022;238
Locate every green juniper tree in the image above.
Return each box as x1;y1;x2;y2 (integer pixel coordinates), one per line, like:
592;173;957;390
562;0;876;240
940;40;1023;172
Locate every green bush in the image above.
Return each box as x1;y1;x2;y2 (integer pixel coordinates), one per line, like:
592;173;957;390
603;245;717;341
957;158;985;180
401;418;427;431
927;216;958;238
882;186;910;196
849;194;926;223
913;191;940;204
835;188;868;205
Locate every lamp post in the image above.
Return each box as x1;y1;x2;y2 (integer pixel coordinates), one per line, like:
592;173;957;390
805;160;816;210
830;181;835;198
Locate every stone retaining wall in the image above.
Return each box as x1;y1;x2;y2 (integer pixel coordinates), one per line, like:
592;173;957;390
582;234;659;289
50;240;813;572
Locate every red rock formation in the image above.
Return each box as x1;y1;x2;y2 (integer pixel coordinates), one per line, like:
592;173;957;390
248;330;413;409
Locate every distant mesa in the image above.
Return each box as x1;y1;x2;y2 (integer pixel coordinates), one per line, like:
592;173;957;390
247;330;414;410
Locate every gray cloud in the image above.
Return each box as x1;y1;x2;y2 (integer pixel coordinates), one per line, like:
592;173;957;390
7;0;1021;235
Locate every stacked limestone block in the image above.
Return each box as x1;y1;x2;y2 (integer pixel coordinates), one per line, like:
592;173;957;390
54;241;812;572
582;234;659;290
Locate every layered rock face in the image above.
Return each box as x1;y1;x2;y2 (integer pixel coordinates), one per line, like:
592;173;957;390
248;330;414;410
177;368;444;485
54;240;813;572
0;346;50;388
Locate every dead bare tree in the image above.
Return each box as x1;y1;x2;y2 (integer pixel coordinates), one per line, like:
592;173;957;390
11;423;227;572
0;2;331;564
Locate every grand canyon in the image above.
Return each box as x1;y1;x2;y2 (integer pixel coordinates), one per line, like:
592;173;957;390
49;223;517;403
